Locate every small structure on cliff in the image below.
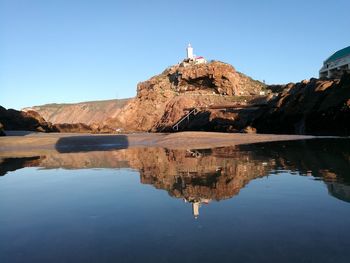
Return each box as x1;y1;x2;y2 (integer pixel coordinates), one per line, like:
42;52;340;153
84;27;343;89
185;43;207;65
319;46;350;78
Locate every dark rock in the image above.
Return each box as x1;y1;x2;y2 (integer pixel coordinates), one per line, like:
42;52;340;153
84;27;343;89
0;122;5;136
251;73;350;135
0;106;55;132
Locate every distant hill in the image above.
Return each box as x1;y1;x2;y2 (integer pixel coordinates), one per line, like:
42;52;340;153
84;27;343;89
23;98;131;125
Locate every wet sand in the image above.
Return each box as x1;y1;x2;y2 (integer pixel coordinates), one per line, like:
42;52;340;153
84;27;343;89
0;131;315;158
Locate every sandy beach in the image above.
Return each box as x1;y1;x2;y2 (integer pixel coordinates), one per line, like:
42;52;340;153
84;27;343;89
0;131;315;158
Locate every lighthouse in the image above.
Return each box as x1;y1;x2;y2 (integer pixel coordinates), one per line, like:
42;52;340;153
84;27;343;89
186;43;194;59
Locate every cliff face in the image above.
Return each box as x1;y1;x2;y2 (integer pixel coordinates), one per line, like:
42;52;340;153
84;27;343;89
252;74;350;135
105;61;266;131
23;98;130;125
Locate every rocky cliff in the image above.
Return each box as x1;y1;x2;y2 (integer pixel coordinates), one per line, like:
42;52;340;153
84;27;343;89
20;60;266;133
105;60;266;131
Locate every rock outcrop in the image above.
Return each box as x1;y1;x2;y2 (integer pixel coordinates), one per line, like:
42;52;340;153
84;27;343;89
0;106;56;132
0;106;117;134
251;73;350;135
105;61;266;131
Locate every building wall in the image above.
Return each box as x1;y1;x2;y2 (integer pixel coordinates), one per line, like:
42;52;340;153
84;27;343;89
320;55;350;78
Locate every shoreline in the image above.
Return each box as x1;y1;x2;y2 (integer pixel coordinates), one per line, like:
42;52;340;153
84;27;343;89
0;131;320;158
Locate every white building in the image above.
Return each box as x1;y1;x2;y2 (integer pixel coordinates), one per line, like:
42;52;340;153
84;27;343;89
185;44;207;64
319;46;350;78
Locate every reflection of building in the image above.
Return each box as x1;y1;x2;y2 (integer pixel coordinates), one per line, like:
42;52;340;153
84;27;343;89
192;201;200;218
184;198;211;219
319;46;350;78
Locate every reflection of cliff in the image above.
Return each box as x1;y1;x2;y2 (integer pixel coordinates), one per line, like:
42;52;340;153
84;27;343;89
0;156;43;176
0;147;273;218
1;139;350;209
237;139;350;184
326;182;350;203
137;148;271;202
0;147;272;202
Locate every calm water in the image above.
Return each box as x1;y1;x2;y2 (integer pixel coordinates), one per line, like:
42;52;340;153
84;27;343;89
1;139;350;263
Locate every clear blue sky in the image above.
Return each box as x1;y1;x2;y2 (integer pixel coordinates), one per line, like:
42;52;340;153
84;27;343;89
1;0;349;110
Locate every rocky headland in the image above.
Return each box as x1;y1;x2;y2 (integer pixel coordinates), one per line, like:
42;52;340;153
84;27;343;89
1;60;349;136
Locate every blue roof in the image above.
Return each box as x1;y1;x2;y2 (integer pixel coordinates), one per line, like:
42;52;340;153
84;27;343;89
325;46;350;63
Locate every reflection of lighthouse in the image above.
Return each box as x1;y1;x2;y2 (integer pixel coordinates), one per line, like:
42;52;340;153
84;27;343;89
184;198;211;219
192;202;200;219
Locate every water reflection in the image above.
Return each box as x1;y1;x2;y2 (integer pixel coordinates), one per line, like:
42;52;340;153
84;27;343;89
1;138;350;216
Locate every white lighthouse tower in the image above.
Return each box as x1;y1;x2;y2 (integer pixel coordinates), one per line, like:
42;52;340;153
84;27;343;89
186;43;194;59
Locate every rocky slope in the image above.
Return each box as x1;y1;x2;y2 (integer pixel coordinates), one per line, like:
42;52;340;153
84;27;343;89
23;98;130;125
105;60;266;131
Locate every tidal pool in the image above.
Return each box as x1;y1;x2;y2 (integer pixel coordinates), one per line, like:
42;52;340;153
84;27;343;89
1;139;350;263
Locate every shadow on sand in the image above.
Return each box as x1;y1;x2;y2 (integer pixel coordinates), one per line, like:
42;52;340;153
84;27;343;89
55;135;129;153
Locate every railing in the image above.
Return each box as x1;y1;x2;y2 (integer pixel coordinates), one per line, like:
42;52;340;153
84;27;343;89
172;108;199;131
